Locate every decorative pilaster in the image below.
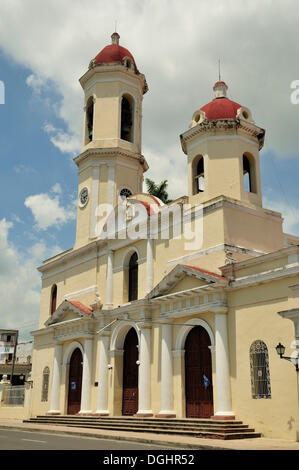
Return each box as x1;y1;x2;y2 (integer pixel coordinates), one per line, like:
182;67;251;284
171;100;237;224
95;332;110;415
105;249;114;309
79;338;93;414
136;323;153;416
146;238;154;294
48;342;62;414
90;165;100;239
107;164;115;207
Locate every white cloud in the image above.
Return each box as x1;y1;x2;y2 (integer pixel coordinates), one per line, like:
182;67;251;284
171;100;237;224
24;189;76;230
263;197;299;236
26;73;46;94
51;183;62;195
13;164;36;175
142;145;187;200
43;122;81;154
0;219;62;340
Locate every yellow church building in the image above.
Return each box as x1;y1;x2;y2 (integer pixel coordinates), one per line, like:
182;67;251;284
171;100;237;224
29;32;299;441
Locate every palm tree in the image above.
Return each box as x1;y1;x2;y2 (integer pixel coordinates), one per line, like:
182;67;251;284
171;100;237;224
145;178;172;204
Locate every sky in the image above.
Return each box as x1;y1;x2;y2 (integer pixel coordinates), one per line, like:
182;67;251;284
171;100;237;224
0;0;299;340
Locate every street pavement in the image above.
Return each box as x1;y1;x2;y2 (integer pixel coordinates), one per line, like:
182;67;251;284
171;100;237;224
0;428;176;450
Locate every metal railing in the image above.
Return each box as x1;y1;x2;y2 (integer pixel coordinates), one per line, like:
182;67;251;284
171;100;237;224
2;385;25;406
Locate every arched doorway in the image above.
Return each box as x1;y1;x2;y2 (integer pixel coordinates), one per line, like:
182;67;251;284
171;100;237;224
122;328;138;415
185;326;213;418
67;348;83;415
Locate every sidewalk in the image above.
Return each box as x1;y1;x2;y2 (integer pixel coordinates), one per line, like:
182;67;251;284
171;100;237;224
0;419;299;450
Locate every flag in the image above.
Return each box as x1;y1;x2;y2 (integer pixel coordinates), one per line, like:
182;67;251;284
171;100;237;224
203;374;211;389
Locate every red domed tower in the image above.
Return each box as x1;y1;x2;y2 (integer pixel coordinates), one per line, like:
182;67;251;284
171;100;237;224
180;80;265;207
74;33;149;247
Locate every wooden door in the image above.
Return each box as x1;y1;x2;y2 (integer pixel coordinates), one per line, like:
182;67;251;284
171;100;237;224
122;328;138;415
67;348;83;415
185;326;213;418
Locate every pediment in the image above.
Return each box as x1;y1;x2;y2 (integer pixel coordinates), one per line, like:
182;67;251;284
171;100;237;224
147;264;227;299
45;299;94;326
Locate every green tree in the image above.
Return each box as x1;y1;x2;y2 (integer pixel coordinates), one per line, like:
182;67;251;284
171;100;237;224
145;178;172;204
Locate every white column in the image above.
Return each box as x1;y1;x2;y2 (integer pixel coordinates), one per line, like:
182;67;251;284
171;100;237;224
137;325;153;416
105;249;114;309
90;165;100;239
79;338;93;414
146;238;154;294
214;312;234;417
48;343;62;414
96;333;110;415
158;322;175;417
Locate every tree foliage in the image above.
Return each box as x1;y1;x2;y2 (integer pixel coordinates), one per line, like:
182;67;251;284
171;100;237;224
145;178;172;204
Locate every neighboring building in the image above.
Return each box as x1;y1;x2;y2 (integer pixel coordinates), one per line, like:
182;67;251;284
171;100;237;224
30;33;299;441
0;330;32;384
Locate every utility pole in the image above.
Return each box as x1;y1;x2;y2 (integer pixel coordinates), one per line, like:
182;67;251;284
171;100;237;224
10;330;18;385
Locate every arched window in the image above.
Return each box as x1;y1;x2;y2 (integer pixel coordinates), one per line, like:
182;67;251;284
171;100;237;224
50;284;57;315
243;153;256;193
128;252;138;302
86;97;94;143
193;156;205;194
250;340;271;399
121;95;133;142
41;366;50;402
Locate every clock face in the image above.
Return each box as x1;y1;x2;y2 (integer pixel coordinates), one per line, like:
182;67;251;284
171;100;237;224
79;187;89;207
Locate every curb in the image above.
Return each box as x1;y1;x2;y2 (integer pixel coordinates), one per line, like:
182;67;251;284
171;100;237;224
0;423;228;450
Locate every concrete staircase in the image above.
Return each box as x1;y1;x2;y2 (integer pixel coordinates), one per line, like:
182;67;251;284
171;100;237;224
24;415;261;440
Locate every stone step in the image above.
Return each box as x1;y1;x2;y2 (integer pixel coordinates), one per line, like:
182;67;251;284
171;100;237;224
33;415;243;426
24;416;261;440
30;416;248;428
26;418;251;433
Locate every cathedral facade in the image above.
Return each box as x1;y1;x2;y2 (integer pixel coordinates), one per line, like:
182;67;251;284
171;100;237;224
30;33;299;441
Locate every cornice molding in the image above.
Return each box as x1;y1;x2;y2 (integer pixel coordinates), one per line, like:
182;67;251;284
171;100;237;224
79;65;148;95
180;118;265;153
73;147;149;172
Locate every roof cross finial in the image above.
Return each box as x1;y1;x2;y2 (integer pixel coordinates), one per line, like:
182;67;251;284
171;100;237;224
218;59;221;82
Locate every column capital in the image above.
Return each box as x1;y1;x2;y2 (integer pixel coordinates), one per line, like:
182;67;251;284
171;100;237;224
212;306;228;315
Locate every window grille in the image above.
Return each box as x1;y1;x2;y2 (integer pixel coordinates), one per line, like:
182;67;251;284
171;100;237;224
41;366;50;402
250;340;271;399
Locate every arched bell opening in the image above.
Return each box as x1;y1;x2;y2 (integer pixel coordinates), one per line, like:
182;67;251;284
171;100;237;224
192;155;205;194
121;94;134;143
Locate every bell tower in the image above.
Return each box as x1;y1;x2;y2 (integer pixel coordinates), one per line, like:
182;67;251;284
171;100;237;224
74;33;149;247
180;81;265;208
180;80;284;263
